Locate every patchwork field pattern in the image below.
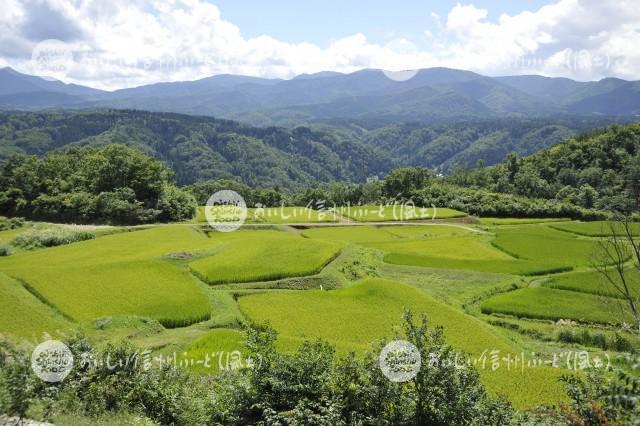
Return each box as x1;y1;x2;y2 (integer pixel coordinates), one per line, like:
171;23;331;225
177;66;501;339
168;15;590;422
239;278;564;408
0;226;214;327
0;218;630;412
304;223;598;275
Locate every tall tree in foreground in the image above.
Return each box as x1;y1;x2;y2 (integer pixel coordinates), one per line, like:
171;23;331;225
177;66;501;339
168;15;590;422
594;214;640;332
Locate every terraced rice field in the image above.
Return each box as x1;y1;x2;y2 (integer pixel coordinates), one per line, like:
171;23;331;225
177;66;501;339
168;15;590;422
333;205;466;222
1;217;632;412
195;206;339;224
550;220;640;236
301;224;468;243
542;269;640;299
489;225;600;273
0;226;213;327
481;287;633;325
0;273;74;340
189;230;342;284
304;223;601;275
239;278;564;408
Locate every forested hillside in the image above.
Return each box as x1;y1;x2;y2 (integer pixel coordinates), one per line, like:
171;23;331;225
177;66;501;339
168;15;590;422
0;110;624;189
0;110;392;189
456;122;640;211
359;117;621;171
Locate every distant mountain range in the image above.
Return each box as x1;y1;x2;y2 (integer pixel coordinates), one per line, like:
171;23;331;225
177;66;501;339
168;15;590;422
1;67;639;127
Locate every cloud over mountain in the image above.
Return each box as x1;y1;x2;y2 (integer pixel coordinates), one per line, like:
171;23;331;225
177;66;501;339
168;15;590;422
1;0;639;90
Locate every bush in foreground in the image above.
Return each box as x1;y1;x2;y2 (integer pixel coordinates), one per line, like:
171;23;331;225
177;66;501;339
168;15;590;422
1;313;638;425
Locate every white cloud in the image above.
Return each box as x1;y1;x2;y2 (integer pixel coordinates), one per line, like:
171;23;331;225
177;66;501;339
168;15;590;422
1;0;639;90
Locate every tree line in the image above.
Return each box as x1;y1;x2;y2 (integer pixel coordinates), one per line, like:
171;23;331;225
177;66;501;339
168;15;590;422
0;144;195;224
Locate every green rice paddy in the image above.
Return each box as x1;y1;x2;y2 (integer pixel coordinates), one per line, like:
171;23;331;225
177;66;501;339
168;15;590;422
481;287;633;325
195;206;339;224
0;273;74;340
543;269;640;299
189;231;342;284
550;220;640;237
239;278;564;408
0;216;632;411
333;205;466;222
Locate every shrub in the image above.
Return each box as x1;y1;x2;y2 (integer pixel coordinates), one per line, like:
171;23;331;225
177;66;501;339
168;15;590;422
614;333;634;352
0;217;24;231
413;183;608;220
0;314;516;425
12;228;95;249
0;244;11;256
156;185;197;222
557;329;635;352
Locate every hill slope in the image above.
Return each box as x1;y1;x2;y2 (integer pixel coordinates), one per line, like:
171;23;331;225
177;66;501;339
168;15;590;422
0;110;627;188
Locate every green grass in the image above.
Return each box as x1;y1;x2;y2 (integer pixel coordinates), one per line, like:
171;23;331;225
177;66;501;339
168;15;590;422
189;230;342;284
195;206;338;224
0;227;25;243
333;205;466;222
482;287;634;325
0;226;213;327
0;273;74;340
239;278;564;409
377;263;517;309
477;217;571;226
543;270;640;299
550;221;640;237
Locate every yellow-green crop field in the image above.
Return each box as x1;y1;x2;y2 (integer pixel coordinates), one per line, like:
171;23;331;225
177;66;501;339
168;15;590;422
239;278;563;408
189;230;342;284
333;205;467;222
0;216;635;411
549;220;640;236
195;206;339;224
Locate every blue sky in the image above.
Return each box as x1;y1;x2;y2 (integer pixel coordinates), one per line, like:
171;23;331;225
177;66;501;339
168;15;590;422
210;0;552;46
